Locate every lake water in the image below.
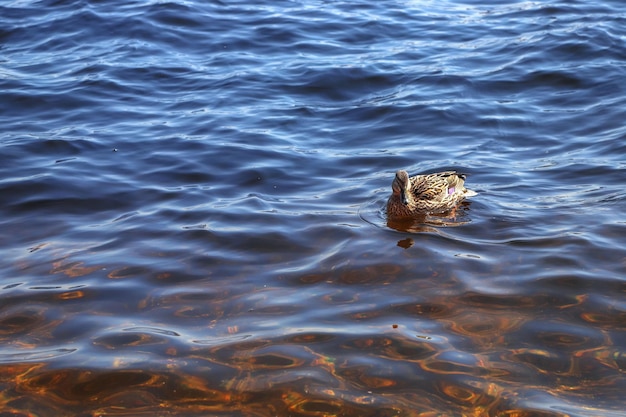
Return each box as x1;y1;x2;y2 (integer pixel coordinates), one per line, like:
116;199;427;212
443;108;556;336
1;0;626;416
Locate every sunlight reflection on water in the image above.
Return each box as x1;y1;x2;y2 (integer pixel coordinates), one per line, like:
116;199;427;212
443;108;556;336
1;0;626;415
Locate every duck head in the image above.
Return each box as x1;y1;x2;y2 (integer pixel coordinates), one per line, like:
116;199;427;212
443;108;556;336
392;170;411;205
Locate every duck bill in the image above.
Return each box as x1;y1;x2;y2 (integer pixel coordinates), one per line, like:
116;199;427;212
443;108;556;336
401;190;409;205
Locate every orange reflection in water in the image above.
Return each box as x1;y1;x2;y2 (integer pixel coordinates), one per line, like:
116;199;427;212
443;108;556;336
1;245;624;417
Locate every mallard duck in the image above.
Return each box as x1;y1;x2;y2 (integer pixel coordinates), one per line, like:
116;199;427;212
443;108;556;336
386;170;476;218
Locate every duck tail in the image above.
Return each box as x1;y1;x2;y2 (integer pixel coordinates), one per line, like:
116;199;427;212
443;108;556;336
451;172;477;197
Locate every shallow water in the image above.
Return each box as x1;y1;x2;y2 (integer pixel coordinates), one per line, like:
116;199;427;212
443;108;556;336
2;0;626;416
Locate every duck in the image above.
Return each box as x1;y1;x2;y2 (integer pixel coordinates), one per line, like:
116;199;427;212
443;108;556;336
386;170;476;218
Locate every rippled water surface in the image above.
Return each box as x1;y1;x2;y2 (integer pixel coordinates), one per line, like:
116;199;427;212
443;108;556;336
2;0;626;416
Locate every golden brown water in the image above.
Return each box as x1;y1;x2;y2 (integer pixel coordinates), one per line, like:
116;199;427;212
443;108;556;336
2;235;625;416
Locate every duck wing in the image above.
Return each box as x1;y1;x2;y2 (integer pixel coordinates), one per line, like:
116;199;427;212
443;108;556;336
409;172;460;201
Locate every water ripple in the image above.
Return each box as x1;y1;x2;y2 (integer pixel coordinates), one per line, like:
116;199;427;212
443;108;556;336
1;0;626;415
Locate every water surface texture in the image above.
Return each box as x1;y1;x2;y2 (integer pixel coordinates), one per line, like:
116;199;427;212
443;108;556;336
2;0;626;416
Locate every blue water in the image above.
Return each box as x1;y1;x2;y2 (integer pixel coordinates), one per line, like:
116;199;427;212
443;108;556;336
2;0;626;416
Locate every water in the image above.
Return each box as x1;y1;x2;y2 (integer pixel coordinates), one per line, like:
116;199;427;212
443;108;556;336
1;0;626;415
